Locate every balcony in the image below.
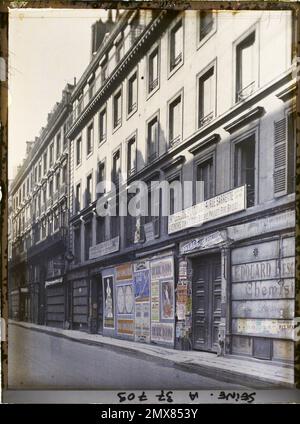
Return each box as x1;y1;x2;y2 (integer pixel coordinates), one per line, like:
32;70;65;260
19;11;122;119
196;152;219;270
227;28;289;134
199;111;214;128
28;227;67;258
237;81;255;102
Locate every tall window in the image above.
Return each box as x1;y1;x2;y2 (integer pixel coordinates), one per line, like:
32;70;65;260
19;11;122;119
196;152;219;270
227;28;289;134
169;94;182;148
113;90;122;128
128;72;137;114
101;62;108;85
86;173;92;206
43;152;47;175
43;186;47;205
76;137;82;166
87;123;93;156
170;19;183;71
55;171;60;192
115;40;124;64
38;161;42;181
148;48;159;93
127;136;136;177
99;107;107;143
84;221;92;261
77;95;83;115
112;150;121;186
97;160;106;199
147;116;159;163
63;124;68;151
96;216;106;244
49;179;53;199
89;78;95;100
236;32;256;102
49;144;54;167
62;164;67;185
75;183;81;213
234;135;255;207
198;67;215;127
74;227;81;264
56;133;61;159
199;11;214;41
196;157;214;202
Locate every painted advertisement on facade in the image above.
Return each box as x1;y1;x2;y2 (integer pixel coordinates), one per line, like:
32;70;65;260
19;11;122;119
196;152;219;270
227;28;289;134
103;275;114;329
150;256;175;346
134;261;150;343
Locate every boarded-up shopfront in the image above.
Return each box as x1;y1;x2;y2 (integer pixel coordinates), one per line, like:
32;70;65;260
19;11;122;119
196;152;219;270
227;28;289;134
231;236;295;361
45;278;65;328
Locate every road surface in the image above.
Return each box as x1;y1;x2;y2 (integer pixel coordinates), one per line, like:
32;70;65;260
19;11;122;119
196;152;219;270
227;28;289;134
8;324;247;390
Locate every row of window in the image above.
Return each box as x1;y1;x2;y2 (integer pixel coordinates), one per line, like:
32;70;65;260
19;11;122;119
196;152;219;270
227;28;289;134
13;126;67;211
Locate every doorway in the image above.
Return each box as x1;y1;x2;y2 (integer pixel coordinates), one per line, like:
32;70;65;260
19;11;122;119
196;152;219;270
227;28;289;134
192;253;221;352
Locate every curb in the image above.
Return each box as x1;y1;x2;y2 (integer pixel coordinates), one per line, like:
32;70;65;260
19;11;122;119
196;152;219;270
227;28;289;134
10;321;294;389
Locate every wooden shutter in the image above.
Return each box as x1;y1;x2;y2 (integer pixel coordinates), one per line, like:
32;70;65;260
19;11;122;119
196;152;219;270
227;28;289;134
274;117;287;197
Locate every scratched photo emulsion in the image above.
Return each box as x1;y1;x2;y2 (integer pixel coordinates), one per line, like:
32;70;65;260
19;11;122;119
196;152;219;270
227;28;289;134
6;6;297;395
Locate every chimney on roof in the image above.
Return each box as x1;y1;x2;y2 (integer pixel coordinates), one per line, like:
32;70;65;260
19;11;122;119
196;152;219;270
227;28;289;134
26;141;35;156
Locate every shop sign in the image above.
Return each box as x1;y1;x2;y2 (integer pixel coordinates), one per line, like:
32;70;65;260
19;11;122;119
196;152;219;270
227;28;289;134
232;258;295;282
89;236;119;259
227;210;295;241
168;185;246;234
151;323;174;343
45;277;63;288
180;231;227;255
232;318;294;339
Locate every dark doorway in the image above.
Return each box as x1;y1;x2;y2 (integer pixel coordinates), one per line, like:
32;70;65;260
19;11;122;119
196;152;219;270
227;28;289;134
192;253;221;352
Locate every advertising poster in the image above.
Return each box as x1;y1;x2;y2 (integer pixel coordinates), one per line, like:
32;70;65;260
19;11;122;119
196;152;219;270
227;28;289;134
160;280;174;319
151;323;174;343
103;275;114;329
176;282;188;320
134;262;151;343
135;302;150;343
151;280;159;322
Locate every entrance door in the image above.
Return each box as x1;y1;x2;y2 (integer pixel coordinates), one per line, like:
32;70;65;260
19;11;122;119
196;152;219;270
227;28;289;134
192;254;221;352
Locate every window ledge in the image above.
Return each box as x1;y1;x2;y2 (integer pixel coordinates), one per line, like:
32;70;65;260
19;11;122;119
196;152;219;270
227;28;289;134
189;133;220;156
224;106;265;134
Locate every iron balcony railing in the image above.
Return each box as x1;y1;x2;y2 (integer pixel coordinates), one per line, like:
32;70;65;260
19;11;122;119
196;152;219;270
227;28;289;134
169;135;181;149
199;111;214;128
149;77;158;92
237;81;255;102
170;52;182;71
148;151;158;164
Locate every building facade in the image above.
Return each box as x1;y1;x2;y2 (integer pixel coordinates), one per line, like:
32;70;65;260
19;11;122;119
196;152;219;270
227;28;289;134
9;84;73;327
9;9;296;365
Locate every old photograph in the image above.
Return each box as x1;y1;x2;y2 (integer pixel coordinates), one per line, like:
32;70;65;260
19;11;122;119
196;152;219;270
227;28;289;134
3;4;298;399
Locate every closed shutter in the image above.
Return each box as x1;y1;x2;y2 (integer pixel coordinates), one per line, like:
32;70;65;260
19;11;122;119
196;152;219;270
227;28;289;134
274;117;287;197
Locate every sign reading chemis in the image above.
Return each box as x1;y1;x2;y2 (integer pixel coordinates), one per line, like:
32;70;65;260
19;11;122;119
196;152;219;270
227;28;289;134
168;185;246;234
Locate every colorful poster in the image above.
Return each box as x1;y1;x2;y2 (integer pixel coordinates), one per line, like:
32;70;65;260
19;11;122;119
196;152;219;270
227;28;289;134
116;284;134;315
117;319;134;335
116;263;132;281
103;275;114;329
151;323;174;343
160;280;174;319
134;269;150;301
150;257;173;280
178;259;188;280
135;302;150;343
176;283;188;320
151;280;159;322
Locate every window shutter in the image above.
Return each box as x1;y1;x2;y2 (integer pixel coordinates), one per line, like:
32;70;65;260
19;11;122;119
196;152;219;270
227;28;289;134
274;117;287;197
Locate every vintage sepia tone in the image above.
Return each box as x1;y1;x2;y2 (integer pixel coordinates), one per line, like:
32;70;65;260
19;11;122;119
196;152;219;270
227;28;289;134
1;1;300;399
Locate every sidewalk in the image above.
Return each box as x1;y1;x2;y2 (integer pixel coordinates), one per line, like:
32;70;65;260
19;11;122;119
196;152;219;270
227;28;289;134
9;320;294;388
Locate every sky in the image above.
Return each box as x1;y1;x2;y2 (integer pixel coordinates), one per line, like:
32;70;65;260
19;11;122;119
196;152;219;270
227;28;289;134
8;8;110;180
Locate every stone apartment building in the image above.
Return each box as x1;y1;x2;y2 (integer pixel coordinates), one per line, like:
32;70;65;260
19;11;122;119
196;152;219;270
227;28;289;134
9;84;73;327
10;9;296;365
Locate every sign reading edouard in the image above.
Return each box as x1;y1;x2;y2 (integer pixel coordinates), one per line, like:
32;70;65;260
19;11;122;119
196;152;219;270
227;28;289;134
168;185;246;234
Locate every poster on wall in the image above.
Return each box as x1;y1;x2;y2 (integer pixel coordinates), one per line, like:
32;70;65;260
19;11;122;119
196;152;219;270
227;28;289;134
134;262;151;343
135;302;150;342
117;318;134;335
151;279;159;322
116;284;134;315
176;282;188;320
151;323;174;343
103;275;114;329
160;280;174;319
